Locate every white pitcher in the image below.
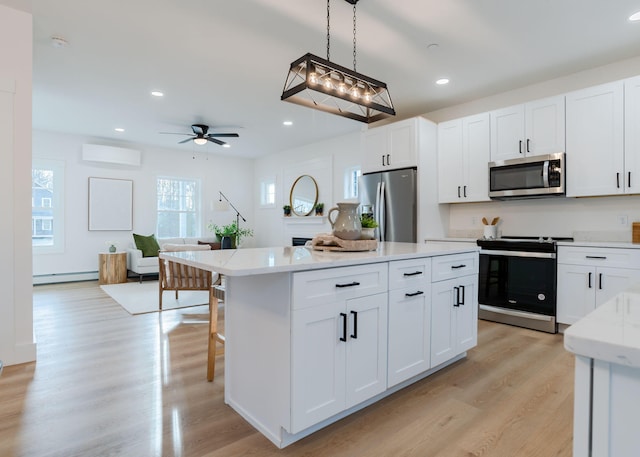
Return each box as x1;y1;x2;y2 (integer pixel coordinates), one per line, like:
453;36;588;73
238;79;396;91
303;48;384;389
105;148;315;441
328;202;362;240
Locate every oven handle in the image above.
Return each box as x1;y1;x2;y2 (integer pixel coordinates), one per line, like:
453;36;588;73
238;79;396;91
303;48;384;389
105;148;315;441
479;249;556;259
479;304;555;322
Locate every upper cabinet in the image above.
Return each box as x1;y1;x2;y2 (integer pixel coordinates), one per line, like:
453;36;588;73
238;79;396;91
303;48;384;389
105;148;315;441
566;81;624;197
624;75;640;194
438;113;490;203
362;118;418;173
490;95;565;162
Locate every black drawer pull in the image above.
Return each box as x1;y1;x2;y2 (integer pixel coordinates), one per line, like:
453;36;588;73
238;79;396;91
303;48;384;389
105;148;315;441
403;271;423;277
336;281;360;288
585;256;607;260
451;264;466;269
405;291;424;297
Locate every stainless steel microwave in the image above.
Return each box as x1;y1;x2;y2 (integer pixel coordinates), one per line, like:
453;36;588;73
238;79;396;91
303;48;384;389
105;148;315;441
488;152;565;199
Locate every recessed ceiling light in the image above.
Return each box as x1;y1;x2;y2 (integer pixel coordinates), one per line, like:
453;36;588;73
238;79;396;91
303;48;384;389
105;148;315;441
223;144;231;148
436;78;450;85
114;128;124;132
630;11;640;21
283;120;293;126
151;91;164;97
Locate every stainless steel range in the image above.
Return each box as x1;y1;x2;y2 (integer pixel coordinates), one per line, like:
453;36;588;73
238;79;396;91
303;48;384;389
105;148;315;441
477;236;573;333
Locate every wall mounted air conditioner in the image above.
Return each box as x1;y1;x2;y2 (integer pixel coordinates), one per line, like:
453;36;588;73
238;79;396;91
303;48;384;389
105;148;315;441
82;144;141;167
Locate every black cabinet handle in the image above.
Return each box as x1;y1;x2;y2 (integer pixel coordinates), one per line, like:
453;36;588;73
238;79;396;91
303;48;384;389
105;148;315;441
381;155;385;167
336;281;360;288
629;171;632;188
599;273;603;290
459;285;465;305
451;264;466;269
463;185;467;198
350;310;358;339
386;154;390;166
457;186;461;198
519;140;523;154
588;272;592;289
403;271;423;277
339;313;347;342
405;291;424;297
526;138;530;153
585;256;607;260
617;172;620;188
453;287;460;307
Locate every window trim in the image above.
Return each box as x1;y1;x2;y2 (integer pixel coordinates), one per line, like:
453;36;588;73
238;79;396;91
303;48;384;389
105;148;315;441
156;176;202;238
32;158;65;254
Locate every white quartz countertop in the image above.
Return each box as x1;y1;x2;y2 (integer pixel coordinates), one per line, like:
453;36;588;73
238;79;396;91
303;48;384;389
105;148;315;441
564;283;640;368
159;241;478;277
558;240;640;249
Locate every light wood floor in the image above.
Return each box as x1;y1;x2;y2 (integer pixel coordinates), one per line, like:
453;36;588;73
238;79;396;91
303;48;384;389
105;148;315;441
0;281;575;457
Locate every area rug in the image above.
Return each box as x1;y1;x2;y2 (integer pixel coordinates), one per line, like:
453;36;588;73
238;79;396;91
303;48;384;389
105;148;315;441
100;281;210;315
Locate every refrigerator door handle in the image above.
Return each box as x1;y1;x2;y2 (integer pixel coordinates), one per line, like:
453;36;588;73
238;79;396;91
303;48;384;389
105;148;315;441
378;181;386;241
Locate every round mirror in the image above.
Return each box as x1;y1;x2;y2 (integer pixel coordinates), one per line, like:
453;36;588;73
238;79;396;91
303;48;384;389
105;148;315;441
289;175;318;216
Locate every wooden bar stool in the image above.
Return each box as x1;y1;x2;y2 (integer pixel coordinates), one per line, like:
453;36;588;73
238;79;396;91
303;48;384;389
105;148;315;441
208;283;226;382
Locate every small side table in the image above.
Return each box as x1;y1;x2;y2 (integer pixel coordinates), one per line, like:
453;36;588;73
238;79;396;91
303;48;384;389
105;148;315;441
98;252;128;285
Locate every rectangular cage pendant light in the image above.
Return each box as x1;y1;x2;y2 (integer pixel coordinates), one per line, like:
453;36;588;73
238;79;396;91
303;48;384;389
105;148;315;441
281;53;395;124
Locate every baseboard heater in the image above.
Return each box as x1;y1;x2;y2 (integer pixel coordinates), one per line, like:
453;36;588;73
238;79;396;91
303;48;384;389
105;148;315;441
33;271;99;285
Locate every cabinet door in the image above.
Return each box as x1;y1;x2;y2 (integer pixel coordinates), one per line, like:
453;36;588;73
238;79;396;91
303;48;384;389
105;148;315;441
595;267;640;308
345;293;388;407
291;301;345;433
455;274;478;354
431;279;456;367
437;119;464;203
557;264;595;325
490;104;525;162
525;95;565;156
387;287;431;387
566;81;624;197
387;118;417;170
625;75;640;194
362;127;388;174
463;113;491;202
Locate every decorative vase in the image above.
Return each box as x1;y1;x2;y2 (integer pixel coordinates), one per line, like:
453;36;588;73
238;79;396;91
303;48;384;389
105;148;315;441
109;244;116;253
360;227;376;240
327;202;362;240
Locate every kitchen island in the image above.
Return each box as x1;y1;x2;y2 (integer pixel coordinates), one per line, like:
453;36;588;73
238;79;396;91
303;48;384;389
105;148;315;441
564;284;640;457
161;242;479;448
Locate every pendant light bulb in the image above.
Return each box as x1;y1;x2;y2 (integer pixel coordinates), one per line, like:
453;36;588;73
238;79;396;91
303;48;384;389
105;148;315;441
194;137;207;145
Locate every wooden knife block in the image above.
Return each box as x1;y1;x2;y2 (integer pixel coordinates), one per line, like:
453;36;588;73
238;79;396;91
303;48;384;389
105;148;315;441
633;222;640;244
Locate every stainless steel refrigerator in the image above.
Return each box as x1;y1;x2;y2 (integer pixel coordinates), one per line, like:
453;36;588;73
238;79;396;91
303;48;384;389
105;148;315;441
359;167;417;242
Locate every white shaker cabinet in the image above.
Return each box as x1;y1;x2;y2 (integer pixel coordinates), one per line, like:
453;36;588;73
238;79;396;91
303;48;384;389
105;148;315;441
624;75;640;194
557;246;640;325
362;117;419;173
430;253;478;367
437;113;490;203
387;258;432;387
290;264;388;433
490;95;565;162
566;81;624;197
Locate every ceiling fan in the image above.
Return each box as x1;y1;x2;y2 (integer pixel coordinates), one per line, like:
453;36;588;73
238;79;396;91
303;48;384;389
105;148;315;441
160;124;239;146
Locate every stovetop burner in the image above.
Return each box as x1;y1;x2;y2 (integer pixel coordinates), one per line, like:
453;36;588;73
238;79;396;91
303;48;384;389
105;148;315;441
477;236;574;253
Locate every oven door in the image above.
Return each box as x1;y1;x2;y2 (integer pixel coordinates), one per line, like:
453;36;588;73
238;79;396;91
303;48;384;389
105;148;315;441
478;250;557;316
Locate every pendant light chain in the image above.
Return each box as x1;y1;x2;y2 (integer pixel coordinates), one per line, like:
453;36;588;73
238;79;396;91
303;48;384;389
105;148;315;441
326;0;331;61
352;3;357;71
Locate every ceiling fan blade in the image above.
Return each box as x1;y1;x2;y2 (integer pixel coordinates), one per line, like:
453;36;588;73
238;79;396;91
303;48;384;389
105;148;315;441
207;137;226;146
178;137;194;144
207;133;239;138
159;132;192;136
191;124;209;135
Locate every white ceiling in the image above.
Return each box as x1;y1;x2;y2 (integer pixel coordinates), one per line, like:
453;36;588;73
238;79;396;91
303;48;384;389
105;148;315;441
3;0;640;158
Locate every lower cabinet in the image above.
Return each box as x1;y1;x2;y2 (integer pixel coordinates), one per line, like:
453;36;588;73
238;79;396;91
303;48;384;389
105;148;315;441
290;292;388;433
431;275;478;367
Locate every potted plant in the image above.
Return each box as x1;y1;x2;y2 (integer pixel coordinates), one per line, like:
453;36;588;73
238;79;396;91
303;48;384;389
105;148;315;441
360;214;378;240
283;205;292;216
315;202;324;216
208;221;254;248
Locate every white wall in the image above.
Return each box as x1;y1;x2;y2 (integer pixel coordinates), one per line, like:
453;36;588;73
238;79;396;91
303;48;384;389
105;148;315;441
253;131;362;247
32;130;255;279
0;5;35;365
423;55;640;240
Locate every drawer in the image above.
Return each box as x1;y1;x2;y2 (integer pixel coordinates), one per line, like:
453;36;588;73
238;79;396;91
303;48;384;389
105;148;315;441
431;252;477;283
292;262;388;309
558;246;640;269
389;258;431;291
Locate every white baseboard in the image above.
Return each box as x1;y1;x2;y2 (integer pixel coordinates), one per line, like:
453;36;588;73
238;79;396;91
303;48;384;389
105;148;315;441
33;271;99;285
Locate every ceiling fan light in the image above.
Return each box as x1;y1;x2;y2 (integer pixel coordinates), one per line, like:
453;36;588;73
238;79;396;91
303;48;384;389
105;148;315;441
193;137;207;145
